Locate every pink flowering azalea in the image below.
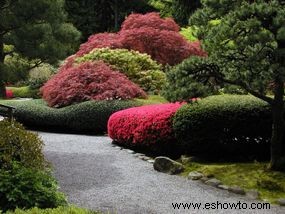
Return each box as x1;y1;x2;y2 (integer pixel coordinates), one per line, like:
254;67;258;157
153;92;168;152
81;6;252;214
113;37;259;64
108;103;183;146
5;89;13;99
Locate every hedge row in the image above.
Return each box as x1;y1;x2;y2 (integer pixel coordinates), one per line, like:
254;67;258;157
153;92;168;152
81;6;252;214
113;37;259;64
173;95;272;160
0;99;141;134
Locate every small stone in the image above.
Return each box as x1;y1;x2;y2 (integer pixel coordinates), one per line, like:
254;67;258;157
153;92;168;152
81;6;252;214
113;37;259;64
218;185;229;190
277;198;285;206
205;178;222;187
133;153;144;157
125;149;135;154
188;171;204;180
153;156;184;175
246;190;260;200
147;159;155;164
228;186;245;195
139;156;151;161
200;177;209;183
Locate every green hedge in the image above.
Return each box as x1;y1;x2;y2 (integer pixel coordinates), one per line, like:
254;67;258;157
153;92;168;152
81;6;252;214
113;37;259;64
0;99;141;134
7;86;39;98
173;95;272;160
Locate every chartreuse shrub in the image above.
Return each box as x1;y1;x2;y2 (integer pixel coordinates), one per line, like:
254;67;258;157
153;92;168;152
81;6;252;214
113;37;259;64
7;86;39;98
0;99;142;134
0;120;66;212
108;103;183;153
6;206;99;214
75;48;166;93
162;57;218;102
0;120;46;169
173;95;272;160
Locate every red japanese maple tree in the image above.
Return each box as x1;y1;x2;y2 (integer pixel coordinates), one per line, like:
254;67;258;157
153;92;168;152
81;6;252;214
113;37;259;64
41;61;147;107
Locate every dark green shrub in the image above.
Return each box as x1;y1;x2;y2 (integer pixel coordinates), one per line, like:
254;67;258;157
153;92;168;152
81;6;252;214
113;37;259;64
173;95;272;160
0;162;66;212
162;57;218;102
0;120;46;170
0;99;142;134
75;48;166;93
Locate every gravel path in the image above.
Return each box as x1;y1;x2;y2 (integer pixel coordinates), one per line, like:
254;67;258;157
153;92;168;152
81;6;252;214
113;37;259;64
40;132;285;214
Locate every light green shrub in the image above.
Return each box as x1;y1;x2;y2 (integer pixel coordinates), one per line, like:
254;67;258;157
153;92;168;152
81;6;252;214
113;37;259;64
75;48;166;94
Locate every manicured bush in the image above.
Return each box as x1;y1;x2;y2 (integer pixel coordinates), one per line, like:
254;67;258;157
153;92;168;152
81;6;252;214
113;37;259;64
0;120;46;170
76;48;166;93
108;103;183;151
173;95;272;160
0;99;142;134
68;12;206;66
0;162;66;212
41;61;147;108
162;57;218;102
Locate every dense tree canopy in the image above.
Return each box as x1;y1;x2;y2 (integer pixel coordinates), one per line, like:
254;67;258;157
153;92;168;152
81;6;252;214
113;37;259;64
188;0;285;170
0;0;81;97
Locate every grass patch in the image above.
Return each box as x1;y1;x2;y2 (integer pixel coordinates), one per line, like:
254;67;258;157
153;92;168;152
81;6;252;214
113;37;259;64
6;206;100;214
181;161;285;203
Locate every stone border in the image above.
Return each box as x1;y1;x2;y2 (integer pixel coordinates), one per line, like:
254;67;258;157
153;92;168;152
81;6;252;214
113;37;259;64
111;144;285;207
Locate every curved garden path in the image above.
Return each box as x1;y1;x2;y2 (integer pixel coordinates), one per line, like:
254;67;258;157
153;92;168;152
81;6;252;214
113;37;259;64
40;132;285;214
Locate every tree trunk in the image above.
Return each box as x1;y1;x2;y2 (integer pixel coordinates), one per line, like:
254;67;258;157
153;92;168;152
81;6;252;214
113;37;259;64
0;35;6;98
269;80;285;171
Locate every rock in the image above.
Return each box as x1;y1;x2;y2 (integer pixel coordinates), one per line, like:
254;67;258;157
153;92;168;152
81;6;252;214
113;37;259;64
139;156;151;161
125;149;135;154
153;156;184;174
218;185;229;190
246;190;260;200
180;155;200;164
147;159;155;164
188;171;204;180
133;153;144;157
277;198;285;206
228;186;245;195
205;178;222;187
200;177;209;183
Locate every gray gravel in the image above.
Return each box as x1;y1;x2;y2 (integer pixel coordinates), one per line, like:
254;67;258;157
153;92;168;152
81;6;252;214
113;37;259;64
40;132;285;214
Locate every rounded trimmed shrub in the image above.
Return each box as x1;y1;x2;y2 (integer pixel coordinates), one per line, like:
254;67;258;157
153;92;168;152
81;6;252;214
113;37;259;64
75;48;166;93
0;120;46;170
0;99;142;134
173;95;272;160
41;61;147;107
108;103;183;151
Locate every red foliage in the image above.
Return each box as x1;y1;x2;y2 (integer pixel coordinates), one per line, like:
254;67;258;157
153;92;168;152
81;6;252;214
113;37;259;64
76;33;123;57
41;61;147;107
121;12;180;32
120;28;206;65
5;89;13;99
69;13;206;66
108;103;183;146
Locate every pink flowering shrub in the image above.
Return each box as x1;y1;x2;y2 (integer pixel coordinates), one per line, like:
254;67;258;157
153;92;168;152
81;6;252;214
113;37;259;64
41;61;147;107
108;103;183;146
5;89;13;99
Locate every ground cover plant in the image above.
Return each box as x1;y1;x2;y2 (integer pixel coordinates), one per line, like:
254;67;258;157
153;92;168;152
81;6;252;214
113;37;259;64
41;61;147;108
181;161;285;203
173;95;273;160
108;102;183;153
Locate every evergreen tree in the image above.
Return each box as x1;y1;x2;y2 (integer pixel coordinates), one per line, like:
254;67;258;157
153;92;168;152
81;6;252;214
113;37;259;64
189;0;285;170
0;0;81;97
